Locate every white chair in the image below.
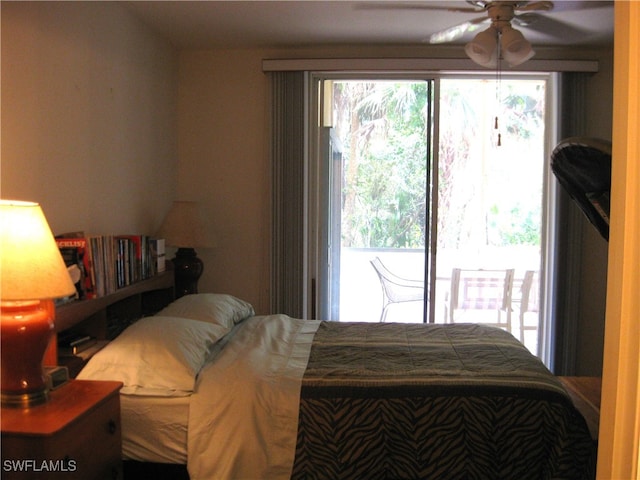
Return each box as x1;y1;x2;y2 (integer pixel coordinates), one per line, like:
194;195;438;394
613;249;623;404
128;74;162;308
370;257;424;322
518;270;540;343
445;268;515;331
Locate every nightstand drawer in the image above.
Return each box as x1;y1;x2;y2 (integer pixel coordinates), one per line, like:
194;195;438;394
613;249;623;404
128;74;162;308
2;380;122;480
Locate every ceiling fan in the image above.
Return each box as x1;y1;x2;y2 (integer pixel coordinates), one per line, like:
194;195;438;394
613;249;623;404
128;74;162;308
428;1;555;67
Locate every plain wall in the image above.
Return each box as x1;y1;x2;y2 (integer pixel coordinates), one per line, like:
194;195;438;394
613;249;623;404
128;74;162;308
175;49;271;311
1;2;178;236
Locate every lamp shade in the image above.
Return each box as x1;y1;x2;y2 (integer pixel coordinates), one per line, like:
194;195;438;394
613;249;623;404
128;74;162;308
0;200;76;301
500;25;535;66
464;26;499;67
156;201;216;249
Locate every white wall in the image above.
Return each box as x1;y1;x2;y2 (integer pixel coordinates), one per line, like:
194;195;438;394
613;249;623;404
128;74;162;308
1;2;178;236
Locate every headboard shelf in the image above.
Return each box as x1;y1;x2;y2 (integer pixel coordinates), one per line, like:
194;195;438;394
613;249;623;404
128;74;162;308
48;269;175;375
55;269;175;333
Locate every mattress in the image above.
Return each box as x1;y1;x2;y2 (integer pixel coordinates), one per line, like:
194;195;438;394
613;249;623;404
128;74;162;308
120;394;189;464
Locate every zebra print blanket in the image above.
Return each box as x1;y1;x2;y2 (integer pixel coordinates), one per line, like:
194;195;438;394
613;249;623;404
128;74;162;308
292;322;595;479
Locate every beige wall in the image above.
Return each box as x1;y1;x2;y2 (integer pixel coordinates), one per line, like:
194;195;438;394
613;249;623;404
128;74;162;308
176;49;271;310
575;49;614;376
1;2;178;236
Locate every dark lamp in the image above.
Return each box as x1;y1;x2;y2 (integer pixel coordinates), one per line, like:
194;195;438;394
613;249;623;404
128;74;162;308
156;201;216;298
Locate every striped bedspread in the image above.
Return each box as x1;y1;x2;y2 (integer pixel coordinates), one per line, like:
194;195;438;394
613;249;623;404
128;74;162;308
293;322;595;479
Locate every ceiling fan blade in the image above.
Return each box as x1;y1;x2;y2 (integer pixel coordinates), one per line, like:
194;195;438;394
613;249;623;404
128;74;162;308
542;1;612;12
515;1;554;12
511;12;544;27
515;14;590;41
428;16;488;44
354;2;483;14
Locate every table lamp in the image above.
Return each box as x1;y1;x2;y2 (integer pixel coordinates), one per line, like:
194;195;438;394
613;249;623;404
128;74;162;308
1;200;76;408
156;201;216;298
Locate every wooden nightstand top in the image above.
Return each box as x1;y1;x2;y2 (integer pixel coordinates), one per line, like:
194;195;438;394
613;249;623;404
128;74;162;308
558;376;601;440
1;380;122;436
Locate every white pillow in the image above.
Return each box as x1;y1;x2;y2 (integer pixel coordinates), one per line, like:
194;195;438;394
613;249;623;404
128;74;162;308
158;293;255;329
77;316;229;396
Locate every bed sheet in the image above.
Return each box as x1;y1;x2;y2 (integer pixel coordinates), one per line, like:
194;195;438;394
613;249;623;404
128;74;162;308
120;394;190;464
187;314;321;480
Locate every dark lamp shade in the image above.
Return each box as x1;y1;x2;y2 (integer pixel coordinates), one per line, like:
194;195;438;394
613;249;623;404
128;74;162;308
156;201;217;249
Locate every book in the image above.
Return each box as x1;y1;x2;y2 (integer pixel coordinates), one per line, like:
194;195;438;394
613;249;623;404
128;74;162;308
70;340;109;361
56;233;161;300
55;236;96;299
150;238;166;274
59;337;97;356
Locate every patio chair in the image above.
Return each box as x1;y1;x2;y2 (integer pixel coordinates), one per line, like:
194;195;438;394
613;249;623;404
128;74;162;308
518;270;540;343
370;257;424;322
445;268;515;331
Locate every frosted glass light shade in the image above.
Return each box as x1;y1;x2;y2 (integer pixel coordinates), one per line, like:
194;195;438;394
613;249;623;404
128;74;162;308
501;25;535;66
0;200;76;301
465;26;499;67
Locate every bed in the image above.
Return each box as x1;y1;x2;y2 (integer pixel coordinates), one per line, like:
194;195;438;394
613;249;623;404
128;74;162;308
77;293;595;479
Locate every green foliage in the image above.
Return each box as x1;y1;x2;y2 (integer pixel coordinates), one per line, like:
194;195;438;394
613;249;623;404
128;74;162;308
334;78;544;251
339;82;428;248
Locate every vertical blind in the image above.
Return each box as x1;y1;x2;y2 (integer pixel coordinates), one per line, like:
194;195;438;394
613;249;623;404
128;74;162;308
551;72;590;375
270;71;308;317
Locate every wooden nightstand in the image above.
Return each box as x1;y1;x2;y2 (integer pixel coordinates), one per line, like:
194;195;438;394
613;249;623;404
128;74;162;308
559;376;602;441
1;380;123;480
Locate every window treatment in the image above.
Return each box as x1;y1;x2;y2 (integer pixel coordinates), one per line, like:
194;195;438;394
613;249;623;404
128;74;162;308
269;69;600;369
270;71;308;318
551;72;596;375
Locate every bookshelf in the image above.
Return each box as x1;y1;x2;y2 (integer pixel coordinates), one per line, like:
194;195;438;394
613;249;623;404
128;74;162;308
47;269;175;375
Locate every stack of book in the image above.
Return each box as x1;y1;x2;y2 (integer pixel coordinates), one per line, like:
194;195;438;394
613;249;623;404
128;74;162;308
57;333;108;361
55;233;165;300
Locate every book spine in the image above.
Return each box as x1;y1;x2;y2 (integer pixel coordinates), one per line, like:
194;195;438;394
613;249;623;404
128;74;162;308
55;238;96;299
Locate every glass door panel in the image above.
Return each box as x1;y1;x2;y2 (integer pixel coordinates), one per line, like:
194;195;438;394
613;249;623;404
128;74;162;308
436;77;545;354
325;79;431;323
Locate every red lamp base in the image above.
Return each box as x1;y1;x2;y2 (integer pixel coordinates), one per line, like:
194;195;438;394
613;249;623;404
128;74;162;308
1;299;55;408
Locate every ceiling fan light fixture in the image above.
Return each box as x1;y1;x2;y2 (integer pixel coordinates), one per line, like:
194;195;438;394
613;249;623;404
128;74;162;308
464;26;498;67
500;25;535;66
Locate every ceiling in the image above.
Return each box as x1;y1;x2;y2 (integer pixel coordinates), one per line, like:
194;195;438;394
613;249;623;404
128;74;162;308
124;1;614;50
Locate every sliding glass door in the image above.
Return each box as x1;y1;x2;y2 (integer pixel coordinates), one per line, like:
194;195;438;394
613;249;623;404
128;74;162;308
309;74;549;355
